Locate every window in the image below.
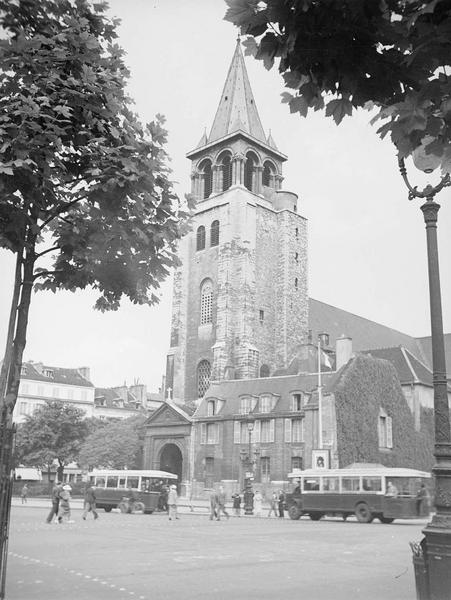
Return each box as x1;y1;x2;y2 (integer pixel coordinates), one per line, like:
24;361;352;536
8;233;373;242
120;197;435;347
196;225;206;251
127;477;139;489
323;477;339;492
200;160;212;198
207;400;215;416
342;477;360;492
200;279;213;324
107;476;118;488
259;364;270;378
291;456;303;471
201;422;219;444
44;369;54;378
261;457;270;483
210;220;220;247
221;154;232;191
292;394;302;411
292;419;304;442
259;309;264;323
304;478;320;491
295;227;299;238
20;366;27;376
240;397;255;415
362;477;382;492
295;252;299;262
378;409;393;449
248;349;259;375
197;360;211;398
259;395;273;413
262;161;274;188
294;278;298;290
260;419;275;443
244;153;256;191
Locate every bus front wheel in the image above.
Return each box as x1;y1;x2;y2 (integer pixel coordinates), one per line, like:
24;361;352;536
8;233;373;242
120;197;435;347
104;506;112;513
355;503;373;523
309;512;323;521
288;505;302;520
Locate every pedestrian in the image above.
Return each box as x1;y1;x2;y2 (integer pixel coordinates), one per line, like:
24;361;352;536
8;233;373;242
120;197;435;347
267;491;278;517
58;485;74;523
278;490;285;518
209;489;219;520
232;492;241;517
416;483;430;516
20;484;29;504
46;481;63;524
160;483;169;512
254;490;263;517
82;484;99;520
216;485;230;520
168;484;179;520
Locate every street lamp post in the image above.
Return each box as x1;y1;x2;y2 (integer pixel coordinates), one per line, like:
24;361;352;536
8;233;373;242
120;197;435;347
242;418;255;515
398;155;451;600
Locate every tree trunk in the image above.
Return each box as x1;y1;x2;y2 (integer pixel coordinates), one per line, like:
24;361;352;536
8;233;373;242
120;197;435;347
57;462;64;484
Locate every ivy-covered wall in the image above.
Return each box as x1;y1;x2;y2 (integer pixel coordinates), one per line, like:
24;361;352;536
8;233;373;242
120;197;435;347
334;355;434;471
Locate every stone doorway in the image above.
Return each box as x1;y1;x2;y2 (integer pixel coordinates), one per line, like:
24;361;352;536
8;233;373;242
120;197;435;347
159;443;183;485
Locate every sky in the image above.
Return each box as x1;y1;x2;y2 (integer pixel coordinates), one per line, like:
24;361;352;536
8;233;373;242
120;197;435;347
1;0;451;391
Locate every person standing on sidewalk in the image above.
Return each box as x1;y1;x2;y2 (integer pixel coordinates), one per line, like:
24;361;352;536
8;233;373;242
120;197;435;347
232;492;241;517
46;481;63;524
254;490;263;517
209;489;219;520
216;486;230;521
267;491;278;517
20;484;29;504
82;484;99;520
278;490;286;518
168;485;179;520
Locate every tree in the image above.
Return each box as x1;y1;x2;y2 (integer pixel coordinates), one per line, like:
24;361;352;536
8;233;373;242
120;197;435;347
224;0;451;171
0;0;190;424
78;414;146;469
15;401;89;481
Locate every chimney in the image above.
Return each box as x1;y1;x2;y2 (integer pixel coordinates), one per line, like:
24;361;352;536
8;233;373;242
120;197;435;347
336;336;353;370
78;367;91;381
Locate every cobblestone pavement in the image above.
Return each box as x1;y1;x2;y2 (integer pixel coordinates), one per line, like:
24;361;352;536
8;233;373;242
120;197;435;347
6;504;428;600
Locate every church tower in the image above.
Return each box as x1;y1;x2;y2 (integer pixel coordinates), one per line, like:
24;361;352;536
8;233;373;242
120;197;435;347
166;40;308;403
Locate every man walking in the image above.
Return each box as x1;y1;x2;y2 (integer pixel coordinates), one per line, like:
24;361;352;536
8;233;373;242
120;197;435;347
168;485;179;520
216;486;230;521
46;481;63;524
82;483;99;520
209;489;219;520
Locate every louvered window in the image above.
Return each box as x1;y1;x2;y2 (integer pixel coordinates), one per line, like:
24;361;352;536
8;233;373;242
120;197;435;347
200;280;213;324
197;360;211;398
210;220;220;247
222;154;232;191
196;226;206;251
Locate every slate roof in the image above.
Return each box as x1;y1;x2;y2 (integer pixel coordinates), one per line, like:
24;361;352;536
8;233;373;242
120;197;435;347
197;372;337;418
360;347;433;386
21;362;93;387
416;334;451;380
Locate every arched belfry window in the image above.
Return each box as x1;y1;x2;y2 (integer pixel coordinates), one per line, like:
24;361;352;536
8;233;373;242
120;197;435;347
221;153;232;191
196;225;206;251
260;364;270;378
199;159;212;199
210;220;220;247
262;161;275;188
244;153;257;192
200;279;213;325
198;360;211;398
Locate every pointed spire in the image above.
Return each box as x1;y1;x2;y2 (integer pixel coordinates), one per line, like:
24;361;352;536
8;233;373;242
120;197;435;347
208;39;266;144
267;129;278;150
196;128;208;149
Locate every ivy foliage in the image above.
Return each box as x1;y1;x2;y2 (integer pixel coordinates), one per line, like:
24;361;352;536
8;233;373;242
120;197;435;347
334;355;434;471
225;0;451;171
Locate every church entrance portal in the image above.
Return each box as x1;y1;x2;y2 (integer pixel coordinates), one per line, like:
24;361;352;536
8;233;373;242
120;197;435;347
160;444;183;484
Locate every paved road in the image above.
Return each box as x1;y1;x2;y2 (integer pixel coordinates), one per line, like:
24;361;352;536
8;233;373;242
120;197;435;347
6;504;427;600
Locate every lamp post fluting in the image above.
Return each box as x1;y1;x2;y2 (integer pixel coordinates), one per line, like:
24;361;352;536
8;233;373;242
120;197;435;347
399;156;451;600
242;418;255;515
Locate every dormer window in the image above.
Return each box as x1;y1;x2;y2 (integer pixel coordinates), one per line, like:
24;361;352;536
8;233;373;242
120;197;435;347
44;369;54;378
292;393;303;411
207;400;215;416
240;396;257;415
260;395;272;413
20;366;27;376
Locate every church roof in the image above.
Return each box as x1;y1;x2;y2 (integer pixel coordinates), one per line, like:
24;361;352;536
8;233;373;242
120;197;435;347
208;39;266;145
360;347;433;386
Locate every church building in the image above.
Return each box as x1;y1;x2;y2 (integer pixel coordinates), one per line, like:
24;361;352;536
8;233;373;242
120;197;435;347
143;41;448;498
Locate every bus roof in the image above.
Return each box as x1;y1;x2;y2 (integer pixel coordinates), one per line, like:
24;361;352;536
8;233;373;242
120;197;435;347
288;467;431;479
89;469;177;480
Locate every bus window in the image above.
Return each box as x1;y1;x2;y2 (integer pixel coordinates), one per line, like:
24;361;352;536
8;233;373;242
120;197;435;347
127;476;139;489
304;478;320;491
96;477;106;487
118;477;127;489
342;477;360;492
362;477;382;492
141;477;151;491
107;476;118;488
323;477;339;492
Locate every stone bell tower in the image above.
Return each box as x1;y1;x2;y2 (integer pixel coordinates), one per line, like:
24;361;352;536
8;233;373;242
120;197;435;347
165;40;308;404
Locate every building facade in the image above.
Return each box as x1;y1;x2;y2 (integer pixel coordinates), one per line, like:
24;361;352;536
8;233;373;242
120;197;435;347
166;40;308;405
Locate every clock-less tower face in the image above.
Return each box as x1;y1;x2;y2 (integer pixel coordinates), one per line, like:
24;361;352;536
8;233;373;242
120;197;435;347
165;41;308;404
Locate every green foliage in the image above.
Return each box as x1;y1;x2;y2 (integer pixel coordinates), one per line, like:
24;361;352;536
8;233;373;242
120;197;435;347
78;414;146;469
15;401;89;470
225;0;451;170
0;0;190;310
334;355;434;471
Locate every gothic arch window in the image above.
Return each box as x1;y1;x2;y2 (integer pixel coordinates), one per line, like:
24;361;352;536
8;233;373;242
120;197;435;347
262;161;275;188
220;153;232;191
199;159;213;199
197;360;211;398
244;152;258;192
260;364;270;378
200;279;213;324
210;220;220;247
196;225;206;251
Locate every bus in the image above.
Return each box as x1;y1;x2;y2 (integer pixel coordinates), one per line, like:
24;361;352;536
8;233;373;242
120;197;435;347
88;469;178;514
285;465;431;523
